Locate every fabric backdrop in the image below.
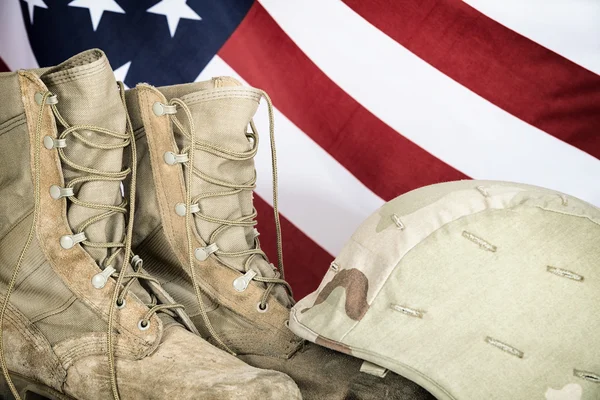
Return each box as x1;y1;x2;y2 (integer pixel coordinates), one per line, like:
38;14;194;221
1;0;599;300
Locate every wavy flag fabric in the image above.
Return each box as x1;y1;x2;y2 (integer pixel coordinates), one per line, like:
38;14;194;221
1;0;599;299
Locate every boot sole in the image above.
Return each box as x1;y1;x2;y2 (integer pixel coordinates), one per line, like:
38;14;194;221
0;371;74;400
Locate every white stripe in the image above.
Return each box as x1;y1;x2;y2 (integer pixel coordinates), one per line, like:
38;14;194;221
464;0;600;75
197;56;385;255
259;0;600;207
0;0;39;70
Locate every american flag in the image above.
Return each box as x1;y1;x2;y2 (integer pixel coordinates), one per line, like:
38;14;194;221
2;0;599;300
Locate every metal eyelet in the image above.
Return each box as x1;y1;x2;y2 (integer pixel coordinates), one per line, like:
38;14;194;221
138;319;150;331
256;302;269;313
116;298;126;309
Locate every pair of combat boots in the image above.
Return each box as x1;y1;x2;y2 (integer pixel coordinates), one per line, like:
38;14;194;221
0;50;432;399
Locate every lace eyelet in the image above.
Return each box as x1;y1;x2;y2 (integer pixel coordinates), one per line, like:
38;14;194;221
256;302;269;313
163;151;189;165
152;102;177;116
233;270;257;292
194;244;219;261
60;232;86;249
175;202;200;217
116;299;126;309
284;320;289;328
35;92;58;106
91;266;116;289
138;319;150;331
43;136;67;150
49;185;74;200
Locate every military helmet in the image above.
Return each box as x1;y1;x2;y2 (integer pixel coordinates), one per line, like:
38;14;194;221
290;180;600;400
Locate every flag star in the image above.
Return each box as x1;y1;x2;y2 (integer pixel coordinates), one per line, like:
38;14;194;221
147;0;201;38
68;0;125;31
22;0;48;24
113;61;131;89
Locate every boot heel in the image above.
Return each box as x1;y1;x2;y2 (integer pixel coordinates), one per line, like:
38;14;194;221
0;372;72;400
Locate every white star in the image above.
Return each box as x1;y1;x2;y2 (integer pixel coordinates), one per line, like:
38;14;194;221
113;61;131;89
68;0;125;31
22;0;48;24
147;0;201;38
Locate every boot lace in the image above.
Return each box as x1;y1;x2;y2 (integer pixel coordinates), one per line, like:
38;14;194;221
164;91;293;354
0;84;184;400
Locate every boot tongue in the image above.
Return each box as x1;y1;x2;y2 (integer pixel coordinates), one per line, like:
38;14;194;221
40;50;151;305
177;81;292;307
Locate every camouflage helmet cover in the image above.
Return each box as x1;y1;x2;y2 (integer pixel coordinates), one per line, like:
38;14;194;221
290;180;600;400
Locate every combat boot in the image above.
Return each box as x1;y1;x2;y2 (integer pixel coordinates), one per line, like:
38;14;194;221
0;50;301;400
126;77;434;399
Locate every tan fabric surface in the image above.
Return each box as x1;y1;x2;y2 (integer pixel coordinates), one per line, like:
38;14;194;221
291;180;600;400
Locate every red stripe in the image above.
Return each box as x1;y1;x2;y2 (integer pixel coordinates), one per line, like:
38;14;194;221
344;0;600;160
254;195;333;300
219;2;466;203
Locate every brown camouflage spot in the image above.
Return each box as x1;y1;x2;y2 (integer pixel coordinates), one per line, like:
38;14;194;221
313;268;370;321
315;335;352;356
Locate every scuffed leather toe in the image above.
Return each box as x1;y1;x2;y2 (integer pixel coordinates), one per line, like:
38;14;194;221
64;326;301;400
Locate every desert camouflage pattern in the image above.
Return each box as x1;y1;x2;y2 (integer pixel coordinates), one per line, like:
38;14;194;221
290;180;600;400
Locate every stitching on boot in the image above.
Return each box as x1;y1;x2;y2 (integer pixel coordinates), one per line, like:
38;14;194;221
183;91;260;105
18;71;157;351
213;76;242;88
0;209;33;246
137;86;295;339
574;369;600;383
485;337;524;358
30;296;77;323
181;89;262;106
462;231;497;252
3;312;44;352
133;125;145;140
547;266;584;282
59;340;136;366
42;58;108;85
390;304;424;319
0;113;26;137
0;295;67;382
138;88;184;252
13;258;46;288
46;50;101;71
4;313;67;384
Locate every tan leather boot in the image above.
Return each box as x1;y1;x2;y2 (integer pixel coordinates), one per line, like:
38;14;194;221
0;50;301;400
126;77;435;400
